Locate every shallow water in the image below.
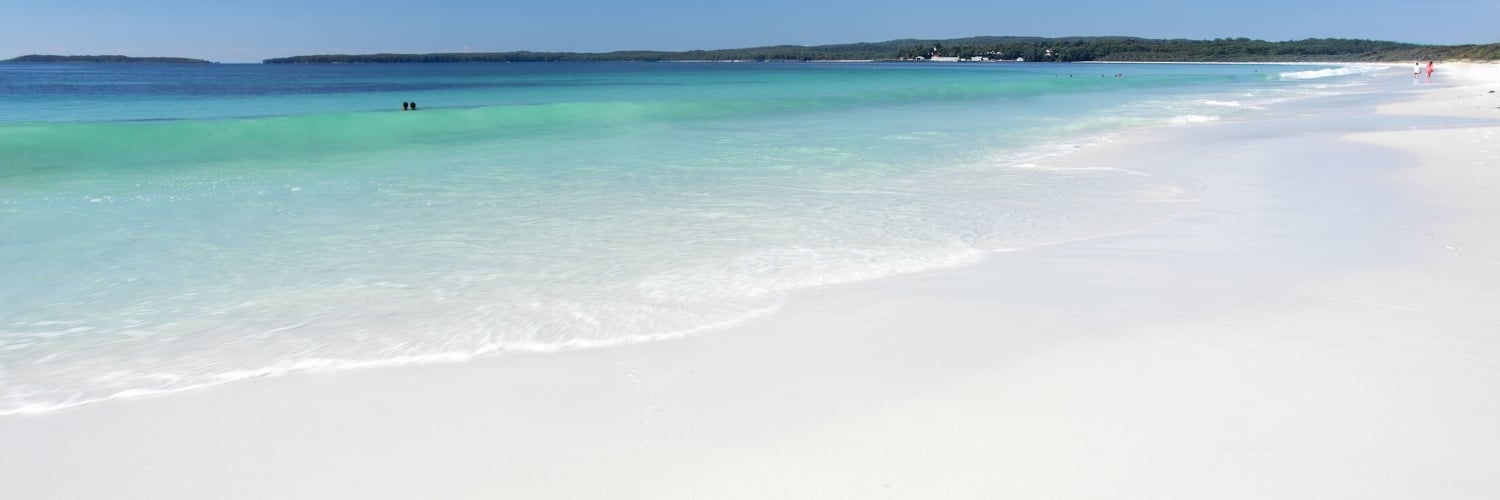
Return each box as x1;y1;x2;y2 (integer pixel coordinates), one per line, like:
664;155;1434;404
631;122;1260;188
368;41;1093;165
0;61;1386;414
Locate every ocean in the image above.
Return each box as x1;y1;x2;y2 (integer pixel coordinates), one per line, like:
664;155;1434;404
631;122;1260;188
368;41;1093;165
0;61;1384;414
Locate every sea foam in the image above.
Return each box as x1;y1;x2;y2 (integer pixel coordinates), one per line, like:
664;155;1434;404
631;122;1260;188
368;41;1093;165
1278;65;1384;81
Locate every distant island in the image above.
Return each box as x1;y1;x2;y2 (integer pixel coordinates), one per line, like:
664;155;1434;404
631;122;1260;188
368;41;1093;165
263;36;1500;64
4;55;212;64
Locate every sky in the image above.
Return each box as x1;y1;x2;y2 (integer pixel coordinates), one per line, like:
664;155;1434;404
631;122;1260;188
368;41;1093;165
3;0;1497;63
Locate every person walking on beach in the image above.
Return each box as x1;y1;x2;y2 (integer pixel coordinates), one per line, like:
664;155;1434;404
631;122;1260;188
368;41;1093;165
1426;61;1435;83
1414;61;1421;81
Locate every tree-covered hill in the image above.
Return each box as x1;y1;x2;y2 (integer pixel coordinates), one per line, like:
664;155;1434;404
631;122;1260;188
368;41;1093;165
263;37;1500;64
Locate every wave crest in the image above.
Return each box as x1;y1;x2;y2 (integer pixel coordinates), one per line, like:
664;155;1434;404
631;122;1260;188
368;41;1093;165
1278;65;1383;81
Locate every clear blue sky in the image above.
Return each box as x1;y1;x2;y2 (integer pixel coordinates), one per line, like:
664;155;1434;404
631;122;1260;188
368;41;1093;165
3;0;1496;63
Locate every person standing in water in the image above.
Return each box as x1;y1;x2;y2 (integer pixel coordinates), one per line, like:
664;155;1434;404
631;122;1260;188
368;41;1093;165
1413;61;1421;81
1426;61;1435;83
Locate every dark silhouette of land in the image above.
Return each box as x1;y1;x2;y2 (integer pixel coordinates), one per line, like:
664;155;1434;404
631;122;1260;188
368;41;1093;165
4;55;212;64
261;36;1500;64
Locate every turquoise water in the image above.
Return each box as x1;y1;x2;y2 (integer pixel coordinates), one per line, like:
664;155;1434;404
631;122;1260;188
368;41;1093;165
0;61;1383;414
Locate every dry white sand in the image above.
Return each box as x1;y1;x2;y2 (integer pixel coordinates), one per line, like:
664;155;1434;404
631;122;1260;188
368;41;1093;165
2;64;1498;499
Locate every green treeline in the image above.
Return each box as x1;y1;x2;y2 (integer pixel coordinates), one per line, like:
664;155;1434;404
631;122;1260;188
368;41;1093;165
901;37;1500;62
262;43;903;64
263;37;1500;64
4;55;212;63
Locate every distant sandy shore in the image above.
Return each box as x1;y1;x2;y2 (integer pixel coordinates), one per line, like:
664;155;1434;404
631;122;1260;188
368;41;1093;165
2;64;1497;499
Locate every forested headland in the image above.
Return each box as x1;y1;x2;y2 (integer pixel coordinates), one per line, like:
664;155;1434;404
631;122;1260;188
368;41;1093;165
263;36;1500;64
3;55;212;63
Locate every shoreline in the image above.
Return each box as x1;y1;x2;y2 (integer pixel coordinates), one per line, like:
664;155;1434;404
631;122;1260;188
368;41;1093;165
0;62;1274;416
3;65;1498;498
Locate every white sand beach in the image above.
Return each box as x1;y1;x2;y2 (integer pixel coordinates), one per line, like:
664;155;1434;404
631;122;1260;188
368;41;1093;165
3;64;1498;499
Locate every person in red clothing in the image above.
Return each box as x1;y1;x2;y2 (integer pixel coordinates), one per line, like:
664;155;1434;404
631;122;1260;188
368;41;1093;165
1426;61;1435;83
